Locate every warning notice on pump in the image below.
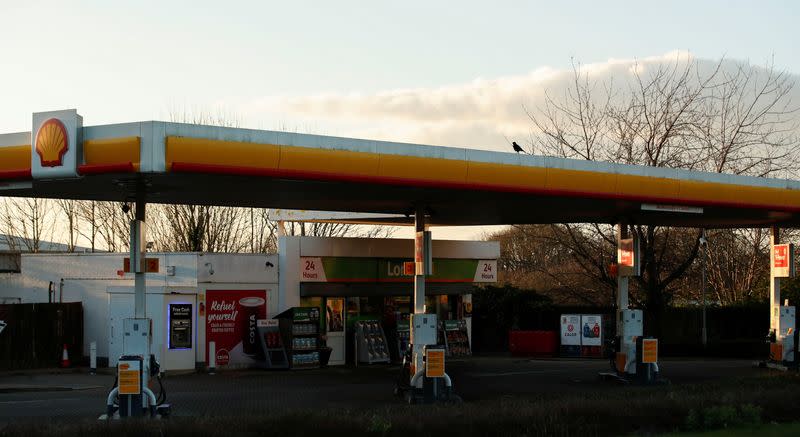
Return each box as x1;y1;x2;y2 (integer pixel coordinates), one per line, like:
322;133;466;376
426;349;445;378
642;339;658;364
118;361;141;395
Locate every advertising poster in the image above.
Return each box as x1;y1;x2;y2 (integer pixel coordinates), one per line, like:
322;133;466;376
580;314;602;346
205;290;267;366
326;298;344;332
560;314;581;346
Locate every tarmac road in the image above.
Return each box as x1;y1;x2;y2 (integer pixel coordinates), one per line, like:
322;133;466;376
0;357;764;423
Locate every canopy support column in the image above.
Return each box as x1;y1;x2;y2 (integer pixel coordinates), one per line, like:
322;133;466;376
132;191;147;318
616;224;629;312
770;226;781;337
413;207;426;379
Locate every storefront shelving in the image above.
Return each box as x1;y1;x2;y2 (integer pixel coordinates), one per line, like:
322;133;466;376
256;320;289;369
276;307;322;369
442;319;471;357
395;316;410;361
355;320;390;364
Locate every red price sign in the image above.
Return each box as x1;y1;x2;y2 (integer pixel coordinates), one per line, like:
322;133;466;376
774;244;789;268
619;239;634;267
773;244;794;278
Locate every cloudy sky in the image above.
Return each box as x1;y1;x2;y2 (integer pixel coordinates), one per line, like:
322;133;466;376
1;0;798;239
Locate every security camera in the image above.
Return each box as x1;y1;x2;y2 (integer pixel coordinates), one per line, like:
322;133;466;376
699;236;708;246
265;261;274;268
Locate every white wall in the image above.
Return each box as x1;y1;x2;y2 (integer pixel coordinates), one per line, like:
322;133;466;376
0;253;199;360
279;237;301;312
198;253;278;283
0;273;28;303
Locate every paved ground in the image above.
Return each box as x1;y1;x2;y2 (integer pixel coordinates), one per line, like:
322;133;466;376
0;357;764;424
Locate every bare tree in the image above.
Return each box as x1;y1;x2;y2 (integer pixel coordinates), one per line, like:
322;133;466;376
248;208;278;253
279;220;395;239
150;204;250;253
696;58;800;177
703;228;769;305
489;224;614;305
523;55;799;314
75;201;100;252
94;201;135;252
0;198;55;252
56;199;79;252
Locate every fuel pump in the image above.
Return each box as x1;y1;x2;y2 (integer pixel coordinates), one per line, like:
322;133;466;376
101;208;170;419
768;306;797;367
615;309;642;375
601;225;661;384
761;231;798;370
104;318;170;418
397;313;455;403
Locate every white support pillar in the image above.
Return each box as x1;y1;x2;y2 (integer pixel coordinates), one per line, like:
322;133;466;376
615;223;644;375
132;193;147;319
616;224;629;311
413;207;426;377
770;226;781;337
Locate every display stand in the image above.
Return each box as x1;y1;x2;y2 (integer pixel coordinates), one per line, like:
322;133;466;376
442;320;471;357
276;307;322;369
356;320;391;364
255;319;289;370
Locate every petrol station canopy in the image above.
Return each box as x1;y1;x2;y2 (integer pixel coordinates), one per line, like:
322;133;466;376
2;109;800;228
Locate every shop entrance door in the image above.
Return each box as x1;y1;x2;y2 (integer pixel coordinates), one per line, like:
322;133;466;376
325;298;345;365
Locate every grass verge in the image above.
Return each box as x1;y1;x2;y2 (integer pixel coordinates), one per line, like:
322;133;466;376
3;372;800;436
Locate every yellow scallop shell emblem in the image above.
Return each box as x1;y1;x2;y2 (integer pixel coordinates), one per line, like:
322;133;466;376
35;118;69;167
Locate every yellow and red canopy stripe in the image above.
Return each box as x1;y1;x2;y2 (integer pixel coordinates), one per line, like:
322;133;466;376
166;136;800;212
79;136;141;174
0;144;31;179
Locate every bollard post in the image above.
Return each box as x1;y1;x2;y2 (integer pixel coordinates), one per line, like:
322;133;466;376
90;341;97;375
208;341;216;375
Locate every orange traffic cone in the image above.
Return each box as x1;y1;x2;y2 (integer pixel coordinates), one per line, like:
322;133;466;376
60;344;70;368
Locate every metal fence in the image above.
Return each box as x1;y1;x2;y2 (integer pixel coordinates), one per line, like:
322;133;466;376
0;302;83;370
471;289;770;358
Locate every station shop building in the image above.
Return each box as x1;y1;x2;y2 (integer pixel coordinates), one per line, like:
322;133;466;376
0;236;499;371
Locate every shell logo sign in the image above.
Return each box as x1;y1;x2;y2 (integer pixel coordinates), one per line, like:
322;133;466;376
31;109;82;179
35;118;69;167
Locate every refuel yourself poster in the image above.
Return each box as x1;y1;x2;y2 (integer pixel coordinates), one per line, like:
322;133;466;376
205;290;267;366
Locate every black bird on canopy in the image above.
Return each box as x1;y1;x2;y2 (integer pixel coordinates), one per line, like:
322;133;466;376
512;141;524;153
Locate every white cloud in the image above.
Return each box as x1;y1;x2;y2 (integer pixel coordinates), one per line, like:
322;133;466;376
235;50;799;155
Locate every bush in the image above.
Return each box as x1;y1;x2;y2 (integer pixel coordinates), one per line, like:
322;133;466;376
686;403;762;431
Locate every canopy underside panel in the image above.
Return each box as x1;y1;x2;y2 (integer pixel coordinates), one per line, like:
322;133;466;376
1;172;796;228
